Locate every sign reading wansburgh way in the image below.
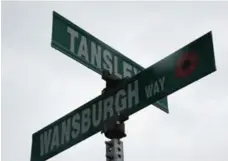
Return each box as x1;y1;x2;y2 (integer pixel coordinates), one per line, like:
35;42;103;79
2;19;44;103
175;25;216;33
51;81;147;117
31;31;216;161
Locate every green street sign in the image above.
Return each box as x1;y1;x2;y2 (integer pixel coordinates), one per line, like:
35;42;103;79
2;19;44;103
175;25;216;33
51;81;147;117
31;31;216;161
51;11;168;113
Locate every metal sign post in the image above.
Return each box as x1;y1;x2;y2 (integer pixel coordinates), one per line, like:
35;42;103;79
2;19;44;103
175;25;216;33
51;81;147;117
103;121;125;161
102;70;128;161
105;138;124;161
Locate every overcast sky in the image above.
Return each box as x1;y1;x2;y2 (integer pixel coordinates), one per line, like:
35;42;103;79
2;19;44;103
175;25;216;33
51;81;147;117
2;1;228;161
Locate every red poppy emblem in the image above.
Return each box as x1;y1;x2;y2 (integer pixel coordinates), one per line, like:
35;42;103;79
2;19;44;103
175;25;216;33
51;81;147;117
175;52;198;78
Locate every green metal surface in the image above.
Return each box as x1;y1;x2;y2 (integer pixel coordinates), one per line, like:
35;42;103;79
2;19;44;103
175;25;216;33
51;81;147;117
31;31;216;161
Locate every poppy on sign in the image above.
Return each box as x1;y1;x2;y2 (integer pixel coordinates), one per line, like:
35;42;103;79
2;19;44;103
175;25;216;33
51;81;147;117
175;52;198;78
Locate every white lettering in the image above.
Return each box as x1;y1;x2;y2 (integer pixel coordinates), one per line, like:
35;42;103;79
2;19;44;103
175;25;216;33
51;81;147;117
103;49;113;74
92;101;102;127
81;108;91;134
145;83;153;98
40;129;52;156
61;118;71;145
103;96;114;121
91;42;102;69
133;68;140;75
128;80;139;108
67;27;79;53
114;56;122;78
78;36;89;62
123;61;133;78
144;76;166;98
50;125;60;151
153;81;160;95
158;76;166;91
115;89;127;114
71;113;80;139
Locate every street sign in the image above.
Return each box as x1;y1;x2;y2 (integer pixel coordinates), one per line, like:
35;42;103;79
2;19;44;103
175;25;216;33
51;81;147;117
51;11;168;113
31;31;216;161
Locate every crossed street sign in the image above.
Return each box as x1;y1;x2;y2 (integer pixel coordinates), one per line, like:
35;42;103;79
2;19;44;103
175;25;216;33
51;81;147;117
30;11;216;161
51;11;168;112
